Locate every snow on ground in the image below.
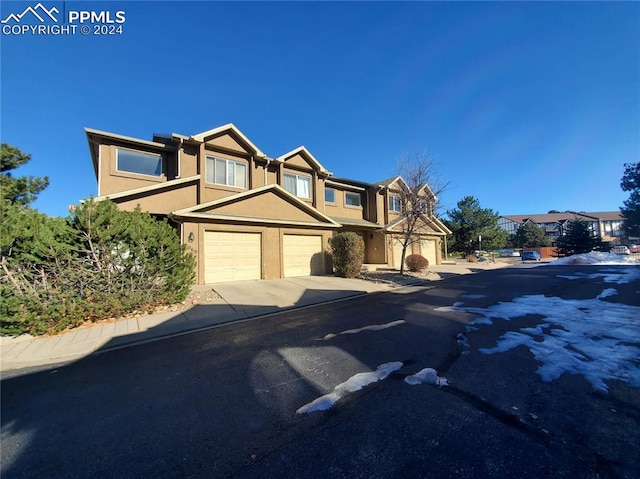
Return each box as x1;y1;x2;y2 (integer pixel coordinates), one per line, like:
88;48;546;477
405;368;449;386
438;286;640;393
296;362;403;414
550;251;639;266
320;320;406;341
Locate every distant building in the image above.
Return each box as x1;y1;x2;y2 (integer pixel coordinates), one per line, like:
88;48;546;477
499;211;625;245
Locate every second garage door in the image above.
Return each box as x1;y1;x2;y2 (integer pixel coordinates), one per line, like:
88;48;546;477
204;231;261;284
283;234;323;277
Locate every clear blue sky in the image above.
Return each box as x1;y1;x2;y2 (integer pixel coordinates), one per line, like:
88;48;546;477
2;1;638;218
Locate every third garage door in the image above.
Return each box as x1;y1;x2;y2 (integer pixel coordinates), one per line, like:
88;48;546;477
283;234;323;277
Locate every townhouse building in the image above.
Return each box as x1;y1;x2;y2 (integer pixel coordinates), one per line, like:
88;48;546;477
86;124;451;285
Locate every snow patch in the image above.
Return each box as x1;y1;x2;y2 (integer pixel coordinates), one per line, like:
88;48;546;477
320;320;406;340
454;294;640;393
296;362;403;414
597;288;618;299
405;368;449;386
558;269;640;285
434;302;465;312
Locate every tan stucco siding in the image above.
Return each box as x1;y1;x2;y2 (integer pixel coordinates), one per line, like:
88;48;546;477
202;184;248;204
202;193;325;223
323;189;365;219
99;144;166;196
180;145;199;178
111;184;199;214
284;154;313;170
204;133;251;155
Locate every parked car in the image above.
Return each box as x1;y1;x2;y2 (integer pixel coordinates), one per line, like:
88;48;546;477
628;244;640;253
521;251;541;261
498;249;520;257
610;246;631;255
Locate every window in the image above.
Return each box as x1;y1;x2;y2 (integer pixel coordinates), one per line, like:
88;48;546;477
389;195;402;212
283;173;311;198
345;192;361;207
116;149;162;177
325;188;336;204
206;156;247;188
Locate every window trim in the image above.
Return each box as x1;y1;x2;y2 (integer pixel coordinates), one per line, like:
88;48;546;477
283;172;311;199
389;194;402;213
345;191;362;207
205;155;248;189
115;147;163;178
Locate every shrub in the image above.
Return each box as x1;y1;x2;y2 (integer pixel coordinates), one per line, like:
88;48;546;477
405;254;428;272
331;232;364;278
1;199;195;336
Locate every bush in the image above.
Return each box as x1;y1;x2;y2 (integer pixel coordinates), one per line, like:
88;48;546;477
0;199;195;336
405;254;428;272
331;232;364;278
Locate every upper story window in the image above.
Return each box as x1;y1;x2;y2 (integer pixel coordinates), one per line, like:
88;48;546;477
206;156;247;188
116;148;162;177
284;173;310;199
325;188;336;204
389;194;402;213
345;192;361;207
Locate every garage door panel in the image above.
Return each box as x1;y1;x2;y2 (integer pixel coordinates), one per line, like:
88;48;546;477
420;239;437;266
204;232;261;284
283;235;323;277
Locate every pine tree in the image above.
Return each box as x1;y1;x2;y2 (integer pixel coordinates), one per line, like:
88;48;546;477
1;144;49;206
620;162;640;237
555;218;600;256
446;196;507;255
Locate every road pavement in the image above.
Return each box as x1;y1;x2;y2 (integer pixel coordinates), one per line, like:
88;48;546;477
1;264;638;478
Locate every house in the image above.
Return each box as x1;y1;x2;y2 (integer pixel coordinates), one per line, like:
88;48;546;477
499;211;625;244
85;123;451;284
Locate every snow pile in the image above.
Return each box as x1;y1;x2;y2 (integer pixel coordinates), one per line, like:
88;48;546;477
405;368;449;386
551;251;639;266
296;362;403;414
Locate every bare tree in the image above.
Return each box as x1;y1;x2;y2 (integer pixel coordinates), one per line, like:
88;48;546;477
391;151;449;274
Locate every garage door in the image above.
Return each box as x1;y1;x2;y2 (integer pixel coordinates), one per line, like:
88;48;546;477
420;239;437;266
204;231;261;284
283;234;323;277
392;238;405;270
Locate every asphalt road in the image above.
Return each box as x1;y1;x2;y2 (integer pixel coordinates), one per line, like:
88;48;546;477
2;264;639;478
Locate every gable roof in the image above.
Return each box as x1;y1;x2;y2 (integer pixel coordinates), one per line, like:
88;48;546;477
276;146;330;175
385;214;452;235
189;123;266;157
171;184;341;228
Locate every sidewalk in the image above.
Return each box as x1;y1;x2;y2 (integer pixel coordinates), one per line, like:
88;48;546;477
0;261;512;373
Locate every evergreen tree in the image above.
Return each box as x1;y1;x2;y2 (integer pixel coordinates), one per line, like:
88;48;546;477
556;218;600;256
1;144;49;206
513;222;551;248
620;162;640;237
446;196;507;255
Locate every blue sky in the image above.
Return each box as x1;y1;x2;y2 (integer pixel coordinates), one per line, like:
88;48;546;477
2;1;638;218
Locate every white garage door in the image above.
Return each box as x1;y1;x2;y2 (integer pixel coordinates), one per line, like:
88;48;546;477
204;231;261;284
283;234;323;277
392;238;405;270
420;239;437;266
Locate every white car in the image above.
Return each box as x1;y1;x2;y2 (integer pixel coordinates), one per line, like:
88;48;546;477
610;246;631;255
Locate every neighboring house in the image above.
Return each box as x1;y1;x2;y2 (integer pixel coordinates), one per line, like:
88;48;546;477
499;211;625;244
85;124;451;285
